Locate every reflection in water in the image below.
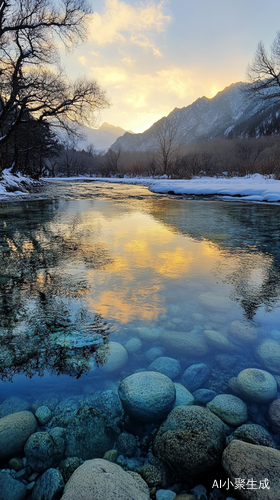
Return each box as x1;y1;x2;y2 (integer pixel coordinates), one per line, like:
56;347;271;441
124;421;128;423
0;184;280;386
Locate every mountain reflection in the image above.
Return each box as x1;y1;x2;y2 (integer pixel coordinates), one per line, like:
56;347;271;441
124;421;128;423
147;199;280;320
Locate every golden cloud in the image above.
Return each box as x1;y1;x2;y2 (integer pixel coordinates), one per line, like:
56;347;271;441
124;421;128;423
89;0;170;53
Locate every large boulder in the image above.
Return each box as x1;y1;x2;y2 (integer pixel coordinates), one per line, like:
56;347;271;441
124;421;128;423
256;339;280;374
207;394;247;426
161;331;209;357
118;371;176;423
222;440;280;499
153;405;226;478
236;368;277;403
60;459;150;500
0;410;37;460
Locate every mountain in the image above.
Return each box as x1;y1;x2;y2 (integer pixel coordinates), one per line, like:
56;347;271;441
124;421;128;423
111;83;277;153
76;122;134;151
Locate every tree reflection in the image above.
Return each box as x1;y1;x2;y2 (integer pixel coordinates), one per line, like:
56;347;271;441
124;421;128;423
0;200;112;380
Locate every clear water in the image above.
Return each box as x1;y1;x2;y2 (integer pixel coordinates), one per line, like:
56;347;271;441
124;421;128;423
0;181;280;404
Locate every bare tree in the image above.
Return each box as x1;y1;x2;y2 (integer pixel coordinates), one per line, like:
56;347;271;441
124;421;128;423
246;31;280;105
152;116;181;176
0;0;109;173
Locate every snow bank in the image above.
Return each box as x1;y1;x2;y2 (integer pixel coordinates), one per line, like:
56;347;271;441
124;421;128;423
0;169;35;198
45;174;280;203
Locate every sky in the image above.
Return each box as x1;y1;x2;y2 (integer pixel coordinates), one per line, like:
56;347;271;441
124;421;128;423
61;0;280;133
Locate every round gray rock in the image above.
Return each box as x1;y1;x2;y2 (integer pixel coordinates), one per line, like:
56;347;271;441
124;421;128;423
207;394;247;426
256;339;280;374
118;371;176;423
148;357;181;380
35;406;52;426
154;405;226;477
181;363;210;392
0;411;37;460
99;342;128;373
237;368;277;403
173;383;195;407
0;471;26;500
61;458;150;500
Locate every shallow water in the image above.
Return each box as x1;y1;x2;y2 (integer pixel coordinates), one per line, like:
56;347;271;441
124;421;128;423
0;180;280;403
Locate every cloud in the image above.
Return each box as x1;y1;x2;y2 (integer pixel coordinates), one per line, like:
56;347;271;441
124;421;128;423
89;0;170;55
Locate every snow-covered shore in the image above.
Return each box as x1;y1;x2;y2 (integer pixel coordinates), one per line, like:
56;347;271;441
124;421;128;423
44;174;280;203
2;171;280;203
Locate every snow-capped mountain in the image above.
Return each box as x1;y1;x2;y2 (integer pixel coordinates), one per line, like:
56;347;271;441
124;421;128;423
111;82;273;152
76;122;134;151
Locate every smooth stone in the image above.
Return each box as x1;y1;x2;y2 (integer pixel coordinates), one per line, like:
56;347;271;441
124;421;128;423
8;458;24;471
173;383;195;407
274;374;280;390
181;363;210;392
31;468;64;500
268;399;280;435
193;389;217;404
84;390;123;421
0;471;26;500
118;371;176;423
228;320;258;344
148;357;181;380
154;405;226;477
156;490;177;500
0;411;37;460
98;342;128;373
0;397;30;418
198;292;229;311
228;377;243;397
144;347;165;363
25;427;66;472
64;406;119;460
162;331;209;357
117;432;137;457
190;484;207;500
61;459;150;500
35;406;52;426
256;339;280;374
222;440;280;499
237;368;277;403
204;329;232;352
137;327;162;342
124;338;142;353
207;394;248;426
229;423;276;448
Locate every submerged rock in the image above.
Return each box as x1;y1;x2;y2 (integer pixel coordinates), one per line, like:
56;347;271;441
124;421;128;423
148;357;181;380
0;410;37;460
117;432;137;457
0;397;30;418
154;405;226;478
222;440;280;499
60;457;84;483
0;470;26;500
236;368;277;403
162;331;209;357
65;406;120;460
35;406;52;426
144;347;165;363
61;459;150;500
181;363;210;392
118;371;176;423
198;292;229;311
25;427;66;472
98;341;128;373
193;388;217;404
31;468;64;500
207;394;248;426
124;338;142;353
256;339;280;374
204;329;232;352
228;320;258;344
228;423;276;448
173;383;195;407
267;399;280;435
